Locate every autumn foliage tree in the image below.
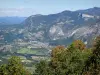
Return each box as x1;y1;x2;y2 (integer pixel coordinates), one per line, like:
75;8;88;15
51;46;65;68
72;40;86;50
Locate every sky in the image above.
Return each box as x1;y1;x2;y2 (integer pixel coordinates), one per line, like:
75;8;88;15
0;0;100;17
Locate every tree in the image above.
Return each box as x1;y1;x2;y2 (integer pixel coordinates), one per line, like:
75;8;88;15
83;36;100;75
51;46;65;68
0;64;8;75
72;40;86;50
0;56;31;75
50;43;91;75
35;60;52;75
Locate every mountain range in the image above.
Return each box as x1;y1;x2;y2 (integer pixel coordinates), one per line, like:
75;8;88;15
0;7;100;46
21;7;100;46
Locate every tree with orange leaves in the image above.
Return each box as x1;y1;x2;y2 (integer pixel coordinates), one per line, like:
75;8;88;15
51;46;65;68
72;40;86;50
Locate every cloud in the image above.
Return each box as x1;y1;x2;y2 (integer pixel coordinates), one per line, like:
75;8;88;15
0;8;37;17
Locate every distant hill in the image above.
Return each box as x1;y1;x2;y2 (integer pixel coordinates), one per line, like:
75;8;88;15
0;17;27;25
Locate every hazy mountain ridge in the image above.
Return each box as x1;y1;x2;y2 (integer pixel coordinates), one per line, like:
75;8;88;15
0;17;27;25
